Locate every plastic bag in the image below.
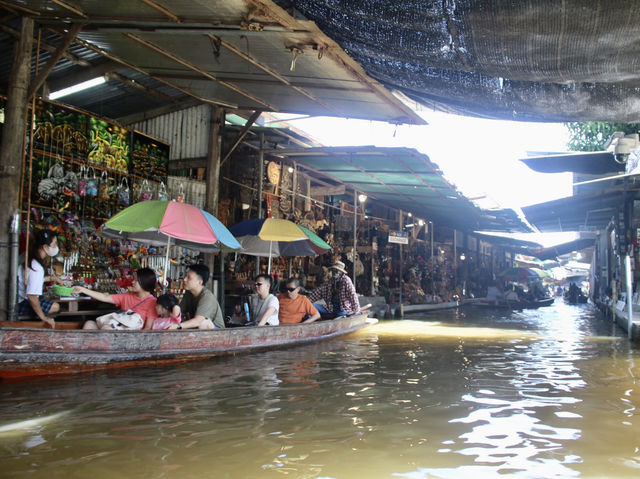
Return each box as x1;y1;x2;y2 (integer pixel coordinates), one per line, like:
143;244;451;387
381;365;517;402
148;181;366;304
77;165;86;197
117;177;130;206
157;181;168;201
96;311;143;330
140;179;153;201
86;167;98;197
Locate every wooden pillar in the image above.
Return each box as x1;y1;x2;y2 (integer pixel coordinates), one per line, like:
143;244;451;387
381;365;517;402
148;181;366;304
256;132;264;276
204;106;224;295
0;17;34;320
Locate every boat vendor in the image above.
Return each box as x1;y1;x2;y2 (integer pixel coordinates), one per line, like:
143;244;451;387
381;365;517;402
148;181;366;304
74;267;158;330
307;260;360;318
167;264;224;330
17;229;65;328
250;274;279;326
278;277;320;324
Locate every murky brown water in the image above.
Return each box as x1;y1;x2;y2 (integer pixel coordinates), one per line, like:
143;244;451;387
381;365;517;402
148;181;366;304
1;302;639;478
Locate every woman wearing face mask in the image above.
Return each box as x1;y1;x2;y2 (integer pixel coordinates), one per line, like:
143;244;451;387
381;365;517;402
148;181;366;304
17;229;64;328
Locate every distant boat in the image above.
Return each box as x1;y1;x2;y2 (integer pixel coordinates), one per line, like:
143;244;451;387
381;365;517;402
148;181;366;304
0;314;375;379
464;297;554;310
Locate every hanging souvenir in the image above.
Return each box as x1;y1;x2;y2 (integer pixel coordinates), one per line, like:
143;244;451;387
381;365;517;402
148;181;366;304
98;171;110;201
117;177;130;206
86;167;98;197
37;161;65;201
140;179;153;201
176;183;185;203
77;165;86;197
157;181;168;201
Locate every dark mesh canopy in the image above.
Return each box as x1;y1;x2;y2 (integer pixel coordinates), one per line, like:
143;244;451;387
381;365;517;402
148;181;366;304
282;1;640;122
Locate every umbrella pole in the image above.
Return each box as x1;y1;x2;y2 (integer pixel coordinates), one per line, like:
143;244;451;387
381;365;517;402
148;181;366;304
268;240;272;275
163;237;171;293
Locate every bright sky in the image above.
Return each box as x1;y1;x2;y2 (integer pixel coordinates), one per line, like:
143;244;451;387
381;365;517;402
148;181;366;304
274;108;576;247
279;108;572;210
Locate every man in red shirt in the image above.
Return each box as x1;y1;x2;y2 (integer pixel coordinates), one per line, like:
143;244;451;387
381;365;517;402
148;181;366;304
278;278;321;324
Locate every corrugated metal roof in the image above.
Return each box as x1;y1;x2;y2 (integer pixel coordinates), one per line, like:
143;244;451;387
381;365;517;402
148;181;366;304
522;190;628;233
0;1;423;125
521;152;624;175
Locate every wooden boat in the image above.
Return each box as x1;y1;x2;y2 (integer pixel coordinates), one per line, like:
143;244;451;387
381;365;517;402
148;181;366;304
402;301;459;313
0;314;376;379
465;297;554;310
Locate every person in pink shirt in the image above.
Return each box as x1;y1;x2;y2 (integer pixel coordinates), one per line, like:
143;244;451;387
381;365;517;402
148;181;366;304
74;267;158;330
152;293;182;330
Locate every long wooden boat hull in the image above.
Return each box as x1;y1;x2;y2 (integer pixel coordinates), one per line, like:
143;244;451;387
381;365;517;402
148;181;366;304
402;301;459;313
464;298;554;310
0;315;376;379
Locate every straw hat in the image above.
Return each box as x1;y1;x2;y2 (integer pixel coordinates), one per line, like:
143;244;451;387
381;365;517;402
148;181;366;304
330;260;348;274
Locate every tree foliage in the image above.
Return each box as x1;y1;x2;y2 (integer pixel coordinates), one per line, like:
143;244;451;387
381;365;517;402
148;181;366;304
565;122;640;151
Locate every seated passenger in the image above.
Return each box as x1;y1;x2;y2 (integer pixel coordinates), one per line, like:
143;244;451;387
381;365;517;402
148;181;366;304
153;293;181;330
278;278;321;325
307;261;360;318
505;285;519;301
167;264;224;330
74;267;158;330
250;274;279;326
227;302;248;325
17;229;64;328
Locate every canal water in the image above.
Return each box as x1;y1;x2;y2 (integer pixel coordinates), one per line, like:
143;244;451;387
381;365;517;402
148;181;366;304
1;302;639;478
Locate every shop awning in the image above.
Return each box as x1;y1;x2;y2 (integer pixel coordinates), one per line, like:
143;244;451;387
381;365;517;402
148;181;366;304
522;191;626;233
0;1;423;125
520;152;623;175
473;232;542;253
266;146;532;232
529;237;596;260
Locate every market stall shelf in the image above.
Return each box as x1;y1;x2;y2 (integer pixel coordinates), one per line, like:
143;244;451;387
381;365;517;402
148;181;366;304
0;314;376;378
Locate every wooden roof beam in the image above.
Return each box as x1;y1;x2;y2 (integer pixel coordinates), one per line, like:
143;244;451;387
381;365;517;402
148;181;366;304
28;23;83;99
0;23;90;67
208;34;339;116
73;35;237;109
105;71;178;104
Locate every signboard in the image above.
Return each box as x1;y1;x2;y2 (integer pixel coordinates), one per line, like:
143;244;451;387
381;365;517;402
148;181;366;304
388;230;408;244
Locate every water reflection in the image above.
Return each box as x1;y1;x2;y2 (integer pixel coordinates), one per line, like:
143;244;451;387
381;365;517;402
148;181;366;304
1;302;639;478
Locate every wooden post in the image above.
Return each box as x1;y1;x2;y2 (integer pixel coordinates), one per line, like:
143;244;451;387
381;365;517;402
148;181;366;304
256;132;264;276
205;106;224;297
398;209;403;317
352;190;357;288
0;17;34;320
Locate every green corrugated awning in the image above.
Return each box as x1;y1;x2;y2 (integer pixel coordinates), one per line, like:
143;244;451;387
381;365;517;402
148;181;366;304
265;146;531;232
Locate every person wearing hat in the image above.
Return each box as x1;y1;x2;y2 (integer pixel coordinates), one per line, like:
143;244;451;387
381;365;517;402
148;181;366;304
307;260;360;318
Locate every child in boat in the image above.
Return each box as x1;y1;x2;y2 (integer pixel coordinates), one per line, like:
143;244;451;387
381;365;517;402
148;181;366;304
153;293;182;330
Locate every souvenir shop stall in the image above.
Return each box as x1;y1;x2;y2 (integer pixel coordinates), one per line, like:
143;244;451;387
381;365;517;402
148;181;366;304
19;99;194;315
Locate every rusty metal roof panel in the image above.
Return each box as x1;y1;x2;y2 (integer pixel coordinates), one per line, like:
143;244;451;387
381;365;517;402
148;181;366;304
0;0;422;124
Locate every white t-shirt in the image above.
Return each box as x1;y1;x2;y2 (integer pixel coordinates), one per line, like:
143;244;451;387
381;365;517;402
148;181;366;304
250;293;279;325
17;259;45;302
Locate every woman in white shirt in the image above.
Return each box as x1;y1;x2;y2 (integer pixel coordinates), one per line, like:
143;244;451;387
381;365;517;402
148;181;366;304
17;229;64;328
250;274;279;326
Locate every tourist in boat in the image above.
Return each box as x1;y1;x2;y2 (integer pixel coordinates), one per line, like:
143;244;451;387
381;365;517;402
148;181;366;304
152;293;182;330
74;267;158;330
278;277;320;324
504;284;520;301
17;229;65;328
167;264;224;330
227;301;248;325
307;260;360;318
249;274;280;326
485;282;504;304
